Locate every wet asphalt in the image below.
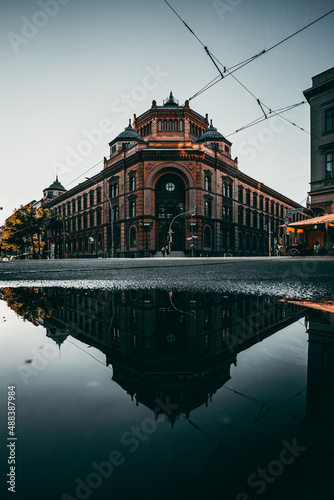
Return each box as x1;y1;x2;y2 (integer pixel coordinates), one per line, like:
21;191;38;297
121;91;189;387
0;256;333;299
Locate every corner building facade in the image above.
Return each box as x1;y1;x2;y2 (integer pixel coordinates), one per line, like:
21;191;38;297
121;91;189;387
44;93;307;258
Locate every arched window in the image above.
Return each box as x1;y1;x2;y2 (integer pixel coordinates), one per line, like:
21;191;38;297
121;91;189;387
163;119;167;131
158;120;162;132
179;120;183;131
205;175;211;191
174;120;178;131
222;182;227;197
204;226;212;248
130;227;136;247
169;119;173;131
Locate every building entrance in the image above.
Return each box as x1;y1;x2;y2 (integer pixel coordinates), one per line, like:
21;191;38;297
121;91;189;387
155;173;186;252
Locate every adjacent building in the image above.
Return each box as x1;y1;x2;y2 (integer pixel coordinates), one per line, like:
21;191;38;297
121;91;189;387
304;67;334;215
43;93;308;258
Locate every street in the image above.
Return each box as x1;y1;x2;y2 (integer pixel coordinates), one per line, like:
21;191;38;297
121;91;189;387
1;256;333;299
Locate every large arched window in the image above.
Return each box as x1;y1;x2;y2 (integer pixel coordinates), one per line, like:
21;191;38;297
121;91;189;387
130;227;136;247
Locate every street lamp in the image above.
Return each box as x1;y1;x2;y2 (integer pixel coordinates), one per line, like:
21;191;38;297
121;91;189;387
86;176;114;258
168;207;196;257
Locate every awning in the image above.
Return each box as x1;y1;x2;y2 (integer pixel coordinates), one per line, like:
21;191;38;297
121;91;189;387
287;213;334;229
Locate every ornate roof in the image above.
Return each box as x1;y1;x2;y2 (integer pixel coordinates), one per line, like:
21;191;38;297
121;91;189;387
114;120;145;143
163;91;179;107
45;176;66;192
197;120;226;143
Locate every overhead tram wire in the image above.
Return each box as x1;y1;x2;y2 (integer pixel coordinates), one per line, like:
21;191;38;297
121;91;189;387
164;0;277;119
225;101;306;137
64;159;104;189
187;8;334;102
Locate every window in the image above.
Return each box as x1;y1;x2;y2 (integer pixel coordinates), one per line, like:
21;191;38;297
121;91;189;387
179;120;183;131
163;120;167;131
259;213;264;229
246;190;251;205
113;205;119;221
238;206;244;225
238;188;243;203
169;120;173;131
325;108;334;133
253;193;257;208
253;211;258;228
77;197;82;211
89;211;94;227
205;175;211;191
111;145;116;153
83;213;88;228
166;182;175;192
96;208;102;226
271;201;275;214
72;218;76;232
326;152;333;179
265;199;269;212
205;199;212;218
77;215;82;230
130;227;136;247
83;194;88;209
228;184;232;198
158;120;162;131
129;199;136;218
96;188;101;204
89;190;94;207
129;175;136;192
246;210;251;227
67;203;71;216
222;182;227;197
259;196;263;211
72;200;76;213
204;226;212;247
174;120;178;131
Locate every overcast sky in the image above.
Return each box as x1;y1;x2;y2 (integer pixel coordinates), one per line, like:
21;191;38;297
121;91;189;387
1;0;333;225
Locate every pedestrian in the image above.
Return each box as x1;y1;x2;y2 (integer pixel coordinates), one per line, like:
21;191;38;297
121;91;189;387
166;246;170;257
161;247;165;257
313;241;320;255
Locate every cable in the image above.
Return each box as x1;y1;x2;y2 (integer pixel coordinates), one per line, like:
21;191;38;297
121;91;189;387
64;159;104;188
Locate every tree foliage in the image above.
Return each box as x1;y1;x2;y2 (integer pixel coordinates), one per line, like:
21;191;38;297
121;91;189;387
1;204;49;257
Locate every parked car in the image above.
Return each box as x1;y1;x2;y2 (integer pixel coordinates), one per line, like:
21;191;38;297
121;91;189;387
287;245;313;256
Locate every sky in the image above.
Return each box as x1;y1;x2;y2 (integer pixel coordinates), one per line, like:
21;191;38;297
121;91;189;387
1;0;333;225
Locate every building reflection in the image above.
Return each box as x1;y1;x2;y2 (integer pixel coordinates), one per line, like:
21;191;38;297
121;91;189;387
1;287;309;424
302;303;334;440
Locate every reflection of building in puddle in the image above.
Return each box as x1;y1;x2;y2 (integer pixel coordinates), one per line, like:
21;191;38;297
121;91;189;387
1;288;307;423
301;305;334;444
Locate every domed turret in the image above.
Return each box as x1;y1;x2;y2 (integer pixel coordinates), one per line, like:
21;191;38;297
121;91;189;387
43;175;66;202
197;120;226;142
114;119;145;143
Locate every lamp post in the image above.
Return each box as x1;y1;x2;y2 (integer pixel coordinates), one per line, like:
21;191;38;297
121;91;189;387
168;207;196;257
86;176;114;258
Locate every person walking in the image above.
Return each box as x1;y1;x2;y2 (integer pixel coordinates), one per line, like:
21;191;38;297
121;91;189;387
161;246;166;257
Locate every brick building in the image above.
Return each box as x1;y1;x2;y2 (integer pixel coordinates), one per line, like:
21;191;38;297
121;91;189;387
43;93;307;258
304;67;334;216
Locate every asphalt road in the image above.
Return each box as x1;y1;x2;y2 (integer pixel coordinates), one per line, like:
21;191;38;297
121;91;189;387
0;256;333;299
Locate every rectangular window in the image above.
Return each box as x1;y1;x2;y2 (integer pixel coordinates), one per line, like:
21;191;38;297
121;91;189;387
129;175;136;192
77;197;81;211
129;199;136;218
205;200;212;218
326;152;333;179
238;188;243;203
205;175;211;191
96;188;101;204
325;108;334;133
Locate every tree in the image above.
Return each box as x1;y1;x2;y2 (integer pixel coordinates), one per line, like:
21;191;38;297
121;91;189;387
1;204;49;258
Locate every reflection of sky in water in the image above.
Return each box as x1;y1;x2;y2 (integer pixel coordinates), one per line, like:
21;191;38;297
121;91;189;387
0;290;333;500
